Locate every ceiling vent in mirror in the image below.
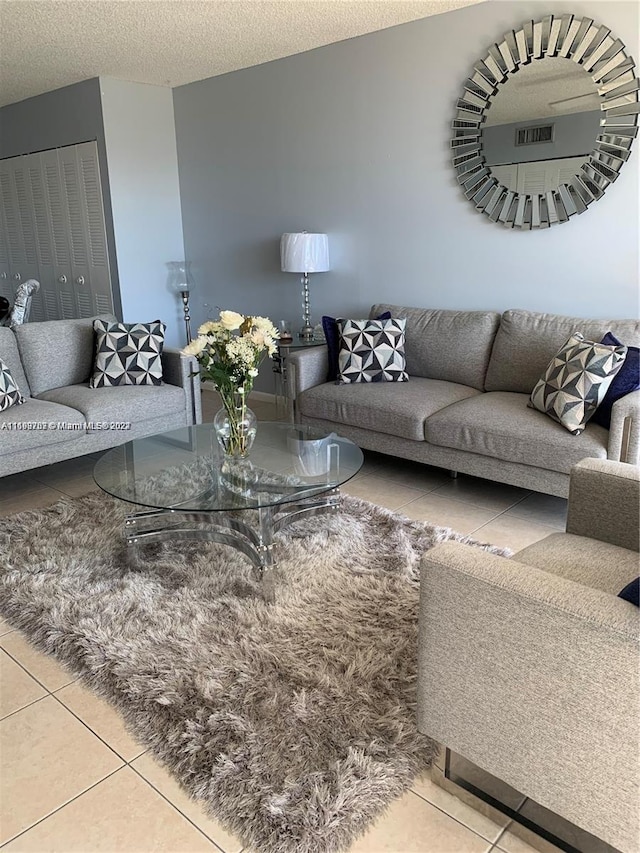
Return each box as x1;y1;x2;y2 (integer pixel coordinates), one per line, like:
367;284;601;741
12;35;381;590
515;124;554;146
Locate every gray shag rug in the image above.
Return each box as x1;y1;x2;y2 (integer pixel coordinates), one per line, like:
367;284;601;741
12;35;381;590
0;491;509;853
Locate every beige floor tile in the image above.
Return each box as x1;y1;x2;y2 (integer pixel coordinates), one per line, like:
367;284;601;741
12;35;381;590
31;454;98;482
132;753;244;852
411;772;507;842
398;493;498;535
375;458;450;492
471;516;557;553
0;473;44;501
48;474;99;499
497;824;563;853
341;474;426;511
347;790;492;852
0;631;76;691
0;650;46;719
431;476;531;512
0;486;63;517
2;766;217;852
504;493;568;530
0;695;123;844
55;682;146;762
0;616;15;636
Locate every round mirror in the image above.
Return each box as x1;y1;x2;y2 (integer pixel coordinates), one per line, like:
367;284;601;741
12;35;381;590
451;15;639;229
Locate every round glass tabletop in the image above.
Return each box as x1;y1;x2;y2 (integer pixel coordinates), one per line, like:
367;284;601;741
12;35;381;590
93;422;363;512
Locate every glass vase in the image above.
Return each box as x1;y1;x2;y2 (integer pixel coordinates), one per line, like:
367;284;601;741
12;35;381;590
213;394;257;459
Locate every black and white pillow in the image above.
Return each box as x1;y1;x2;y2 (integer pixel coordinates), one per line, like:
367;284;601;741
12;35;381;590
337;318;408;384
528;332;627;434
0;357;26;411
90;320;166;388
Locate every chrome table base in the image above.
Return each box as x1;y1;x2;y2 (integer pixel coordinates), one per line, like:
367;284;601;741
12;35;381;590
123;488;341;600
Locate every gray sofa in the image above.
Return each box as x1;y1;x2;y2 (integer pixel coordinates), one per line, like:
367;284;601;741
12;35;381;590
287;305;640;497
417;458;640;852
0;316;202;478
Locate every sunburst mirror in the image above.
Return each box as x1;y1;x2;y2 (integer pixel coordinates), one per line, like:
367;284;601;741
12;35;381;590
451;14;639;229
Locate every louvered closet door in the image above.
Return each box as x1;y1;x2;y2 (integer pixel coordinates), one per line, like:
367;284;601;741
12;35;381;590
0;141;114;321
0;184;10;302
0;156;46;319
58;142;112;318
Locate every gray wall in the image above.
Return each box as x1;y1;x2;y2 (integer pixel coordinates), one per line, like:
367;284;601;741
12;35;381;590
0;78;122;315
173;0;639;390
484;110;601;166
100;79;185;347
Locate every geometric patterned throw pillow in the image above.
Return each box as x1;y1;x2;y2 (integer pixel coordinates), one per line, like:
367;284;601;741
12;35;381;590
89;320;166;388
528;332;627;434
0;356;26;411
337;318;408;384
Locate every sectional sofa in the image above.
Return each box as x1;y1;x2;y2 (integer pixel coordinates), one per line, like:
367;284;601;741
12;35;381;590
287;305;640;497
0;316;201;478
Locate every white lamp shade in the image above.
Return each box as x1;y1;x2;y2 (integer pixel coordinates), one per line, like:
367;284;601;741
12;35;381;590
280;233;330;274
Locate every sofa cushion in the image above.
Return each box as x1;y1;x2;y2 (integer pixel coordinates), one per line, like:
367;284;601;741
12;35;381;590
298;377;481;441
0;398;87;453
0;326;31;397
90;319;166;387
15;314;116;397
592;332;640;429
516;533;638;596
528;333;627;435
323;311;391;382
485;309;640;394
0;357;26;411
38;383;186;427
370;304;500;391
337;318;408;384
424;391;609;474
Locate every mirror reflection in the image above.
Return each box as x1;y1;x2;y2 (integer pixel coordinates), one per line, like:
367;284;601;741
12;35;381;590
483;57;601;194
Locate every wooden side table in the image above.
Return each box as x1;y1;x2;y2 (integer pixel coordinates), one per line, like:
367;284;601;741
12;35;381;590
273;338;325;421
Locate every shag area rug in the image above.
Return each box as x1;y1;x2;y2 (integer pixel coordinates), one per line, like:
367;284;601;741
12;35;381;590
0;492;509;853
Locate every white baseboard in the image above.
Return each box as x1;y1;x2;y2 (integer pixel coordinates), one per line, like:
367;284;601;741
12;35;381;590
200;381;276;405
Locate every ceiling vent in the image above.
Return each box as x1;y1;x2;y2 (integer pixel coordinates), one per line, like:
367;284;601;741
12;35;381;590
515;124;555;146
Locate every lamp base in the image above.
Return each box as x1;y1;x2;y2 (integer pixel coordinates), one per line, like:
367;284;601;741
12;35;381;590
299;324;314;342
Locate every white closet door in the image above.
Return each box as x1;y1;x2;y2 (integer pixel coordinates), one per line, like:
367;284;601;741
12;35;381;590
0;156;44;318
59;142;112;318
0;141;114;322
0;186;10;302
41;147;77;318
26;153;60;320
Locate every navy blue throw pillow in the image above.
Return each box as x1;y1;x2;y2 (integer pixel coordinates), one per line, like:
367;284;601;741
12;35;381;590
591;332;640;429
322;311;391;382
618;577;639;607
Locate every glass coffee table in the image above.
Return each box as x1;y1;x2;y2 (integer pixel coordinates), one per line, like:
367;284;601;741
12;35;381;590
94;422;363;595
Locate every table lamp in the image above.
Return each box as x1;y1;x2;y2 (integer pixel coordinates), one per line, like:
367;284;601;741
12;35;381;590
280;233;330;341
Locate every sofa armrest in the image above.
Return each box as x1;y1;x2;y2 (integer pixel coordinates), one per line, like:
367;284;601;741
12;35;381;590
566;457;639;551
417;541;639;851
286;346;329;398
608;388;640;464
161;348;202;425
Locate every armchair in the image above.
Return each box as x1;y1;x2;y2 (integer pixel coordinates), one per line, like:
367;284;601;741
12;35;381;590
417;458;640;852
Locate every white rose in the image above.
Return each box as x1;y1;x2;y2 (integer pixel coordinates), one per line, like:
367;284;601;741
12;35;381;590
249;368;259;378
219;310;244;330
182;336;208;357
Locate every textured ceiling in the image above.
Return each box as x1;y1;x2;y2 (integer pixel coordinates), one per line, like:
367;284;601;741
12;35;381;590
0;0;482;108
485;58;601;126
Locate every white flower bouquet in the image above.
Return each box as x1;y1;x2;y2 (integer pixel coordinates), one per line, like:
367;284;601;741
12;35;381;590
182;310;279;457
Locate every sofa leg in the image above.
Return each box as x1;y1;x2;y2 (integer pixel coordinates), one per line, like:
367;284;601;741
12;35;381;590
449;470;458;479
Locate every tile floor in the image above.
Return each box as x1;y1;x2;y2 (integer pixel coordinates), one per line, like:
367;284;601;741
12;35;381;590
0;392;568;853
